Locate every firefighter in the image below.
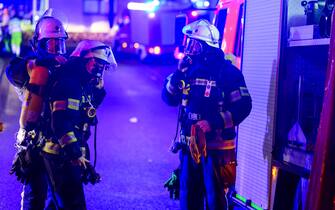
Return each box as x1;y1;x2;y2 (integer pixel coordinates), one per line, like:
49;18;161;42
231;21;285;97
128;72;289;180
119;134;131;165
41;40;116;209
162;19;252;210
6;14;68;210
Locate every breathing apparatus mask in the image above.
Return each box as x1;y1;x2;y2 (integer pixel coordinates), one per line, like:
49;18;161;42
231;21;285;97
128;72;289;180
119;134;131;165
184;38;205;56
85;55;112;79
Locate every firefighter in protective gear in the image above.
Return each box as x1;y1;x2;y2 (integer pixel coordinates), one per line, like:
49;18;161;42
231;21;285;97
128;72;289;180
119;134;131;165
6;12;68;210
7;14;68;130
162;19;252;210
41;40;116;209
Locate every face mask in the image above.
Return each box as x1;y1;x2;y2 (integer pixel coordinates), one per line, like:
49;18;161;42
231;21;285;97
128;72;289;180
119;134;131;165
86;58;110;79
184;38;203;56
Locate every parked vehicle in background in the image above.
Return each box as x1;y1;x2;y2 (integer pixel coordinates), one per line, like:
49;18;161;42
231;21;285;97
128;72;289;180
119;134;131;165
113;0;215;61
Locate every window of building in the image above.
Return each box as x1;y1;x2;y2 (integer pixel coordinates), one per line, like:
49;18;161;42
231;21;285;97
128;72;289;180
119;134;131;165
83;0;109;15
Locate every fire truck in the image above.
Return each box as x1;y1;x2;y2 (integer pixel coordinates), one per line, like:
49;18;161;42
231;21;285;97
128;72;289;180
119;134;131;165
214;0;245;69
212;0;335;209
176;0;335;209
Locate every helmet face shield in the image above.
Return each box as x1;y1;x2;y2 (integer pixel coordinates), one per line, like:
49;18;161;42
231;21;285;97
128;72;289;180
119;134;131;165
184;38;203;55
45;38;66;55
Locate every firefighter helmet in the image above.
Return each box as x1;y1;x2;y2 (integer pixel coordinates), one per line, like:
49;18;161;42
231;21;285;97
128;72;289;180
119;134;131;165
34;16;67;41
71;40;117;70
71;40;117;78
182;19;220;49
34;16;68;54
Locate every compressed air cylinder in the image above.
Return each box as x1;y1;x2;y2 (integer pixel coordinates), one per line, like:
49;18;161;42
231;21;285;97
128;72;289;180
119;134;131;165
19;64;49;129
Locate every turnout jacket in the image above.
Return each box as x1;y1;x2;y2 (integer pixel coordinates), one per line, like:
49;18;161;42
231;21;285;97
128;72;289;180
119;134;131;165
46;58;106;158
162;49;252;150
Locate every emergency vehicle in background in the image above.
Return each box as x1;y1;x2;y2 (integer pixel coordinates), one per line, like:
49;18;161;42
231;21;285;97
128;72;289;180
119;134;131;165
113;0;214;61
213;0;245;69
113;0;246;64
213;0;335;210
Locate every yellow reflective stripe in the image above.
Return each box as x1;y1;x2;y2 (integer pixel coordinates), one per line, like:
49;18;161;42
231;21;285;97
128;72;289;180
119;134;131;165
59;131;77;147
67;98;80;110
240;87;250;96
179;80;186;89
220;111;234;128
207;139;236;150
230;90;242;102
42;141;61;154
52;100;67;112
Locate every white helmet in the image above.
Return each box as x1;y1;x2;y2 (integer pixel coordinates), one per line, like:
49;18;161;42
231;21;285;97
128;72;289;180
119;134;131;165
182;19;220;48
71;40;117;71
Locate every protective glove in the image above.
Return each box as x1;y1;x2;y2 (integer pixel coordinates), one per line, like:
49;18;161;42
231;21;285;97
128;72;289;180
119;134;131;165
178;55;193;72
169;70;185;90
164;168;180;200
169;141;182;154
168;55;192;90
9;128;40;184
81;162;101;185
63;142;83;161
9;144;39;184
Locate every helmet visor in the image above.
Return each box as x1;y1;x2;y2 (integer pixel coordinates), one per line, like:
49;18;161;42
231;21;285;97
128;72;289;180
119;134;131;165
184;38;203;55
45;38;66;55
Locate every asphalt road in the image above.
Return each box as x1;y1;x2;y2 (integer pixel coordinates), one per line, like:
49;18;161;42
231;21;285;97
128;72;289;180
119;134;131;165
0;56;180;209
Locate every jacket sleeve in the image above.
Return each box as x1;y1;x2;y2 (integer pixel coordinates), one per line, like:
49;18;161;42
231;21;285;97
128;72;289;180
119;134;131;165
161;72;183;106
92;86;106;108
50;78;82;159
213;66;252;130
